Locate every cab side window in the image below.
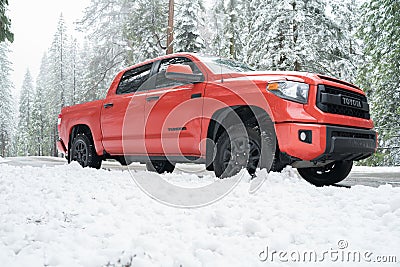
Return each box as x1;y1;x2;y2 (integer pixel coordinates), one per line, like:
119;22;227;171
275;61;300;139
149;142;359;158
155;57;202;89
116;63;152;94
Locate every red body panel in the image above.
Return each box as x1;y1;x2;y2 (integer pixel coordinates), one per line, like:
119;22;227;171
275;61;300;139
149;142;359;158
275;123;327;160
58;100;105;155
143;83;205;156
57;53;376;163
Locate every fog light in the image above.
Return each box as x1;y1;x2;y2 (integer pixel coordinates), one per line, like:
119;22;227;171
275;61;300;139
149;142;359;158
300;132;307;141
299;130;312;144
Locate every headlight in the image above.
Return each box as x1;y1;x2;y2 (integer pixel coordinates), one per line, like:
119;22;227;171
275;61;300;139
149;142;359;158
267;81;309;104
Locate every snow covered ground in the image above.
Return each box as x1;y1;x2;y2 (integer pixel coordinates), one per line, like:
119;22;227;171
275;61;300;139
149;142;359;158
0;156;10;163
351;166;400;173
0;163;399;267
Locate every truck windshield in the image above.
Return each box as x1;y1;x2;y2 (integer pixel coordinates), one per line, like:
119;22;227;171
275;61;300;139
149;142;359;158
198;56;255;73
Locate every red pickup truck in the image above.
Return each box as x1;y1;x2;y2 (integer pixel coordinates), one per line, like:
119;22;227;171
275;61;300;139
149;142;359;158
57;53;377;186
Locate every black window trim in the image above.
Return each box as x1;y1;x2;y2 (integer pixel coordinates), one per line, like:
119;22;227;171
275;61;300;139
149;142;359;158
115;56;205;95
150;56;204;91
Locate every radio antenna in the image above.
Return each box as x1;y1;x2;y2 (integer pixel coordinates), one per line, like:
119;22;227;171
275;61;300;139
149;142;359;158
215;10;224;83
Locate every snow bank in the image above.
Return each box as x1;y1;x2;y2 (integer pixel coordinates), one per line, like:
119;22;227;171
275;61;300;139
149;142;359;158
0;164;399;267
0;157;9;163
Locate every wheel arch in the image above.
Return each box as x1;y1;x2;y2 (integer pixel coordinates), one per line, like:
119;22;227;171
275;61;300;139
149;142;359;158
68;124;96;159
206;105;276;169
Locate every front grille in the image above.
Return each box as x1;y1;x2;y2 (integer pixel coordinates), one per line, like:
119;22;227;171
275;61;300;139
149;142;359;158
316;85;370;119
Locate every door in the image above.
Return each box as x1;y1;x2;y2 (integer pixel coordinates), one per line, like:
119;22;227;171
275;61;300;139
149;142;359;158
144;57;206;156
101;63;153;155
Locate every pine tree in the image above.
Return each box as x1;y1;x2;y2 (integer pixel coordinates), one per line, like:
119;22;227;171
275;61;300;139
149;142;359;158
243;0;273;66
0;0;13;43
77;0;138;101
47;15;69;156
358;0;400;166
49;14;68;109
66;37;81;105
174;0;206;53
324;0;363;83
123;0;167;61
76;0;169;102
17;69;35;155
0;42;14;156
78;41;118;102
31;54;51;156
247;0;344;73
211;0;246;59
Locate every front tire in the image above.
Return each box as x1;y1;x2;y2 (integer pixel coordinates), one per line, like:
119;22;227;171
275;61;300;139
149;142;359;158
297;160;353;186
70;133;102;169
214;126;262;178
146;160;175;174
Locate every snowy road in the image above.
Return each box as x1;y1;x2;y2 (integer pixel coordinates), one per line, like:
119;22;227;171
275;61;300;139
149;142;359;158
2;156;400;188
0;157;399;266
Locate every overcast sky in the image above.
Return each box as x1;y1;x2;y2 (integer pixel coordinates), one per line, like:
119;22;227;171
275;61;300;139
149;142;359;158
8;0;90;96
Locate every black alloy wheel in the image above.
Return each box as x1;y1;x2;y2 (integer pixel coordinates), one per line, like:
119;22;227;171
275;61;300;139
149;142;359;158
72;139;88;166
70;133;102;169
214;126;261;178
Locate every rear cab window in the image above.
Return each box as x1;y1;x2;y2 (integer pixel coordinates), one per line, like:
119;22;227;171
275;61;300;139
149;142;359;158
116;63;153;94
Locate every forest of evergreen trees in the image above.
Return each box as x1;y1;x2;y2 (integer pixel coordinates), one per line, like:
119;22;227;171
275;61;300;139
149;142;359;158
0;0;399;165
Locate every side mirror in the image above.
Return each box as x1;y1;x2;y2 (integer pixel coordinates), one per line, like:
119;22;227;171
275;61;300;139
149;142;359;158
165;64;204;83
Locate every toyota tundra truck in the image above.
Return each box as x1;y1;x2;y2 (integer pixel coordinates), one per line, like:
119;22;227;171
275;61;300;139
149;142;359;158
57;53;377;186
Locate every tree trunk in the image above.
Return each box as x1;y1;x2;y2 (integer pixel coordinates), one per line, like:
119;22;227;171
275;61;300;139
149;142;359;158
166;0;174;54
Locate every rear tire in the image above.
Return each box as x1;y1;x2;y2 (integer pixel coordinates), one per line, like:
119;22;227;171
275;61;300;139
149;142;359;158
70;133;102;169
117;156;133;166
297;160;353;186
146;160;175;174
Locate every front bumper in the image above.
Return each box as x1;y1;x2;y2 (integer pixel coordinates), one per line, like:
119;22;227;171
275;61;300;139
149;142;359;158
275;123;377;162
314;125;377;161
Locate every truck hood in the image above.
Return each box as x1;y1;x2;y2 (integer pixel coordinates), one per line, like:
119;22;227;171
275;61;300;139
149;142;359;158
223;71;360;91
225;71;317;84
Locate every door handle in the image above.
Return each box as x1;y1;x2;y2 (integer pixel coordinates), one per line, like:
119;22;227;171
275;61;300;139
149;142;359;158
146;96;160;102
104;103;114;108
